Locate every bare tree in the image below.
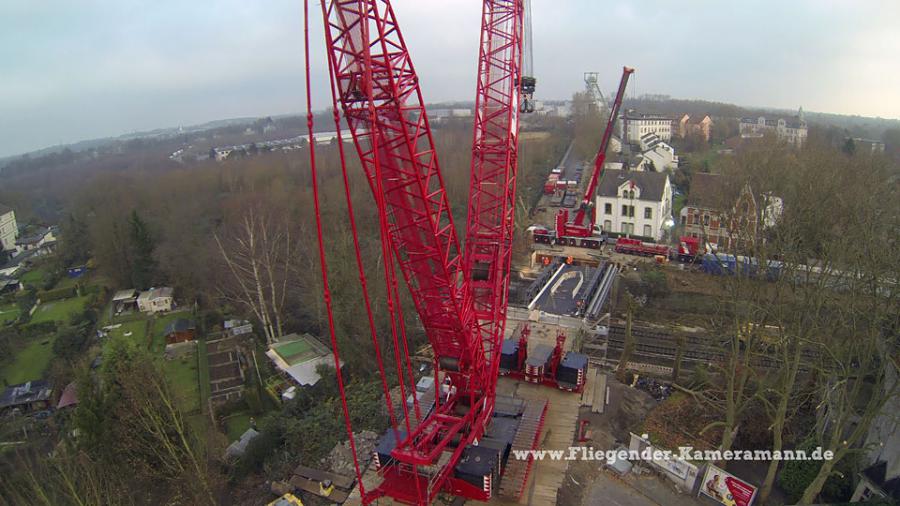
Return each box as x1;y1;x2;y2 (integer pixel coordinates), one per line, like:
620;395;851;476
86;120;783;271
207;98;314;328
215;204;293;344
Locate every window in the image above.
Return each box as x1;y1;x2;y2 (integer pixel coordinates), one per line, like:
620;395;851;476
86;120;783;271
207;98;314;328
644;225;652;237
644;207;652;219
604;203;612;215
603;220;611;232
621;222;634;235
622;205;629;217
703;214;710;226
629;205;635;217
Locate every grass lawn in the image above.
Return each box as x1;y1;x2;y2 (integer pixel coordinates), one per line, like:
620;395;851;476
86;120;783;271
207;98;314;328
30;295;92;325
105;320;150;350
151;311;192;354
18;268;49;288
0;304;19;326
224;412;253;442
0;335;55;384
161;351;201;414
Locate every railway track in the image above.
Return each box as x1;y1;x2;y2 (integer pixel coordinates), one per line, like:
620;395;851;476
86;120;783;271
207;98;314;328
597;323;816;370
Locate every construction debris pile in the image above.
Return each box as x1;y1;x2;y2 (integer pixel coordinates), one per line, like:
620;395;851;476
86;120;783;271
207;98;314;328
323;430;379;476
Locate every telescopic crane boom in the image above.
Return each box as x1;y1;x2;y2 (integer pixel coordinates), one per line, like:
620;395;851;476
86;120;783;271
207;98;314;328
555;66;633;238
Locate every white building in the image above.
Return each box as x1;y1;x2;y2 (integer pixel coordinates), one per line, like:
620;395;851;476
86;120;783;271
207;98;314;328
0;204;17;253
266;333;342;387
595;169;673;240
137;287;174;314
621;112;673;143
639;133;679;171
15;226;57;255
739;108;807;146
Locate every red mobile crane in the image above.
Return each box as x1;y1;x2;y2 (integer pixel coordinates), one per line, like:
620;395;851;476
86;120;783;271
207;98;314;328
533;67;634;248
309;1;536;504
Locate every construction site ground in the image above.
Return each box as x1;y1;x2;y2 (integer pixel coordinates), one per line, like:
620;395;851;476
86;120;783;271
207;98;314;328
558;376;704;506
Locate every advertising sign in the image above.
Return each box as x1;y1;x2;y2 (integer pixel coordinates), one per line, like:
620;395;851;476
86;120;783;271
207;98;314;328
699;464;757;506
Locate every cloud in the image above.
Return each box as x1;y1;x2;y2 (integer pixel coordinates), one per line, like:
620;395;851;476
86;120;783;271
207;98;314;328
1;0;898;157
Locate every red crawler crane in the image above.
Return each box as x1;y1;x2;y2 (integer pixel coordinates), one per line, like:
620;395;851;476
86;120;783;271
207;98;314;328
307;1;532;504
554;66;633;242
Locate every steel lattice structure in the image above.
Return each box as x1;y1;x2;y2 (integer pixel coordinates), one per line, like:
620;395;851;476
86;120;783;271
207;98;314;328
310;1;527;504
463;0;525;425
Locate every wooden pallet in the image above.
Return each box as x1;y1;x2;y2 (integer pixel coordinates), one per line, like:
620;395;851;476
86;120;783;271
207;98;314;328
581;367;598;408
293;464;355;490
592;372;607;414
289;475;351;503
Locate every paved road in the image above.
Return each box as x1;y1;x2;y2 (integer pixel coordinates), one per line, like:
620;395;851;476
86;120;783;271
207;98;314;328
585;473;705;506
558;140;583;183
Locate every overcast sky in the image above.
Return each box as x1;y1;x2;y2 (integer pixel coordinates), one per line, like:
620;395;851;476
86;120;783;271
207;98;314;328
2;0;899;158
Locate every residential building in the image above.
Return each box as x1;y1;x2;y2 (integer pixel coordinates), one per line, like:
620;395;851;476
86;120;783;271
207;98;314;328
225;428;261;461
739;107;807;146
224;319;253;336
848;137;886;154
679;173;782;250
639;132;679;171
15;226;58;255
677;114;713;142
266;333;342;387
0;380;53;415
621;111;673;143
0;204;16;254
595;169;673;240
430;107;474;121
851;361;900;503
111;288;139;314
0;276;22;295
0;249;38;278
164;318;196;345
609;135;623;154
137;286;174;313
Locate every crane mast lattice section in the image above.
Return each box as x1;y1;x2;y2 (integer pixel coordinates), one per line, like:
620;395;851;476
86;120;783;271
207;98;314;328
464;0;524;420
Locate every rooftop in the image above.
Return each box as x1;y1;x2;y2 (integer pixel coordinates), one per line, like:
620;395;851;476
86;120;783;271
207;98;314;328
266;333;340;386
164;318;196;335
596;169;668;201
0;380;52;410
112;288;138;302
684;173;739;209
225;428;261;460
15;226;56;246
138;286;174;300
57;382;79;410
624;111;672;121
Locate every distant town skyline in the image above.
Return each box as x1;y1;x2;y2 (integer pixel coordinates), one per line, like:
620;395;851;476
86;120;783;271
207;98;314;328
2;0;899;158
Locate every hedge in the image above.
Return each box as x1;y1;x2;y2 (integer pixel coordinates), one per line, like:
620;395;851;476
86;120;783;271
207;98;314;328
19;320;58;338
38;286;77;302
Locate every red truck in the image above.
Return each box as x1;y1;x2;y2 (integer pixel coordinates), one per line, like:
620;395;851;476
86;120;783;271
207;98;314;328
614;236;704;262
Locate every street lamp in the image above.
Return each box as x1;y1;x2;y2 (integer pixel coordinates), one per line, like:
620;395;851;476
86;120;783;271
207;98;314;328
661;216;676;244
